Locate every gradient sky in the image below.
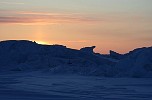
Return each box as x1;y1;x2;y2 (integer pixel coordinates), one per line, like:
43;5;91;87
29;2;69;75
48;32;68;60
0;0;152;53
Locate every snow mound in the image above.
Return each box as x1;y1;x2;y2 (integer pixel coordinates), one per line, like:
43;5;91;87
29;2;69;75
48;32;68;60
115;47;152;77
80;46;96;54
109;50;123;59
0;40;113;74
0;40;152;77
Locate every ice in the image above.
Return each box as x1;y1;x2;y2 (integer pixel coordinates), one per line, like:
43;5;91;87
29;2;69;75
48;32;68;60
0;40;152;77
0;40;152;99
0;72;152;100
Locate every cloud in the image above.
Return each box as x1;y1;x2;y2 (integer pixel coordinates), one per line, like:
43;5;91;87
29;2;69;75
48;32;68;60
0;16;36;23
0;10;101;25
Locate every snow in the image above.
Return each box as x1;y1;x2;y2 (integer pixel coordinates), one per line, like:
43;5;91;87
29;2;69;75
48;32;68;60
0;40;152;77
80;46;96;54
0;72;152;100
115;47;152;77
109;50;123;59
0;40;152;99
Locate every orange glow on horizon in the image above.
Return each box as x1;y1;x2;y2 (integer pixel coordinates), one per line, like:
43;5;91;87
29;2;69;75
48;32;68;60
36;40;50;45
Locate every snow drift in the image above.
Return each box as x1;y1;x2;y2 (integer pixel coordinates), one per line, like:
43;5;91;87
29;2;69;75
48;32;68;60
0;40;152;77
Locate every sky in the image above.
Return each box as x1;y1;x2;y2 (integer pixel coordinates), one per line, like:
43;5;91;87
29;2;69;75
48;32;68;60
0;0;152;54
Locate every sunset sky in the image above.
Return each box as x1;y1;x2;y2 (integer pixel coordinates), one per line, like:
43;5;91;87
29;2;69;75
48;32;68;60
0;0;152;53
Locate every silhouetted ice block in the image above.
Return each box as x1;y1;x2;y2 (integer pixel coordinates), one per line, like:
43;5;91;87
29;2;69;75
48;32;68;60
0;40;152;77
80;46;96;54
109;50;123;59
115;47;152;77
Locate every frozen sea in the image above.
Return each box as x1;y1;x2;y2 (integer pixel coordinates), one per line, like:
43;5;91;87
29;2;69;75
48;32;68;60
0;71;152;100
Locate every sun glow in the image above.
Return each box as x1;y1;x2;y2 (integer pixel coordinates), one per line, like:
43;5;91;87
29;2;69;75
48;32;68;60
36;41;49;45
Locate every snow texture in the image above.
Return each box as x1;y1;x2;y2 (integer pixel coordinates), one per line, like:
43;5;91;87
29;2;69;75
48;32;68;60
0;40;152;77
0;40;152;100
0;72;152;100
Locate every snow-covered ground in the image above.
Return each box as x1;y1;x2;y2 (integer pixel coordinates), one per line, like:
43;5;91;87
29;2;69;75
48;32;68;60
0;71;152;100
0;40;152;99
